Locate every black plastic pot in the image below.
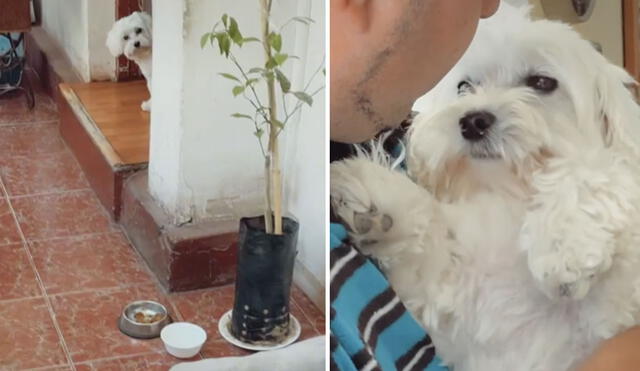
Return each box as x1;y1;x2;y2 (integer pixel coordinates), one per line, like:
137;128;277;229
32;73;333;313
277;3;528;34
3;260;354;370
231;216;299;344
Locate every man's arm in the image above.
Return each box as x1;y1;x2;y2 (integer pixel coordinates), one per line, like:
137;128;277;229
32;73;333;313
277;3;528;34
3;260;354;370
577;327;640;370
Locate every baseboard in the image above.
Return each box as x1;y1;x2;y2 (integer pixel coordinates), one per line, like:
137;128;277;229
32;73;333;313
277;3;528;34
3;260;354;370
24;26;83;99
121;171;238;292
293;261;325;314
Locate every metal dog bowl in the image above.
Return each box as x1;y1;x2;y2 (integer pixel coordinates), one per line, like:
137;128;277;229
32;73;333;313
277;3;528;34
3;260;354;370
118;300;172;339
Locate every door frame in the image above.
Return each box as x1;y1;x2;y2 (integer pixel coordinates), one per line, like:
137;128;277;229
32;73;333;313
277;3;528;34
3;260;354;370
623;0;639;79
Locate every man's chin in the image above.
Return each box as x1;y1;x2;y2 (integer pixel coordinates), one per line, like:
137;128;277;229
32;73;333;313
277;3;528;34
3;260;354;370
330;119;382;143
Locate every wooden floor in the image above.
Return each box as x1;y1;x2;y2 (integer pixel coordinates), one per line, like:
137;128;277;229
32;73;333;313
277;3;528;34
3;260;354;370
68;80;150;165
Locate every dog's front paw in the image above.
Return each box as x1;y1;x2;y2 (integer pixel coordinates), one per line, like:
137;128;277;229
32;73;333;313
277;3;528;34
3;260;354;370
141;100;151;111
331;160;392;247
521;194;615;300
525;233;613;300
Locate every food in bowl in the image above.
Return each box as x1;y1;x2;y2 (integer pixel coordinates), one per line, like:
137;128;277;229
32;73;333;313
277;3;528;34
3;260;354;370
133;310;165;324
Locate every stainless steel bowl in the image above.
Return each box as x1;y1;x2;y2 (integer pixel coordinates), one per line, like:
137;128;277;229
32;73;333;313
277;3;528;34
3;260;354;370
118;300;172;339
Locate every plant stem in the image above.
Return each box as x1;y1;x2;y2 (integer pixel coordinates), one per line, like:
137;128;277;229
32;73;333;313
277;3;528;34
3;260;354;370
263;155;273;234
261;0;282;235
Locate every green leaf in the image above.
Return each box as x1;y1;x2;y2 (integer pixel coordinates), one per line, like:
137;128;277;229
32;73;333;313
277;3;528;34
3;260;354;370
273;53;288;66
222;14;228;27
292;16;314;25
218;73;240;82
215;33;231;57
200;33;210;49
254;128;264;138
293;91;313;106
268;32;282;52
275;69;290;93
228;17;243;46
232;85;246;97
242;37;260;43
262;71;275;83
266;53;288;69
231;113;253;120
265;57;277;69
248;67;266;74
245;78;260;87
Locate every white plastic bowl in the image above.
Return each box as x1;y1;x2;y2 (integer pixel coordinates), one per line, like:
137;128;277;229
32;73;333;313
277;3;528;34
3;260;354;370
160;322;207;358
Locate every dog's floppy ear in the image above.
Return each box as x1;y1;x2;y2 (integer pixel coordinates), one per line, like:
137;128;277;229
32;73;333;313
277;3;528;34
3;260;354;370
106;22;124;57
595;63;640;157
137;12;153;35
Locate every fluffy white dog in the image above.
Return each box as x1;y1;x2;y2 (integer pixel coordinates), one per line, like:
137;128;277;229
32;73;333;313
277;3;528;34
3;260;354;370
331;4;640;371
106;11;153;111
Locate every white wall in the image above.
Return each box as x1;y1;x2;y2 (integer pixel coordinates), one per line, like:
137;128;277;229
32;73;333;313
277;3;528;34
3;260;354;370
87;1;116;80
281;0;326;307
40;0;115;81
41;0;90;80
150;0;269;224
530;0;623;67
149;0;325;303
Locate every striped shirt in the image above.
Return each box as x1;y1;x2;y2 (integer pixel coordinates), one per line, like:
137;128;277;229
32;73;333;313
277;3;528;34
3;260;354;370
330;223;447;371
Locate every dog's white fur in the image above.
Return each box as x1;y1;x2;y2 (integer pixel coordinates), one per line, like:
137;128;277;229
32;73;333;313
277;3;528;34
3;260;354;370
106;11;153;111
331;4;640;370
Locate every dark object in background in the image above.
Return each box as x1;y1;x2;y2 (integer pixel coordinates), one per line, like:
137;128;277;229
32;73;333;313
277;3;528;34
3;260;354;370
329;112;416;223
0;33;34;108
540;0;595;23
330;111;416;163
230;216;299;344
0;0;33;108
0;0;31;32
572;0;590;16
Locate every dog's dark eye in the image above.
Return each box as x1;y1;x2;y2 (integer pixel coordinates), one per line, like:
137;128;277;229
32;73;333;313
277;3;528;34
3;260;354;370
526;75;558;93
123;35;129;41
135;28;143;34
457;80;474;95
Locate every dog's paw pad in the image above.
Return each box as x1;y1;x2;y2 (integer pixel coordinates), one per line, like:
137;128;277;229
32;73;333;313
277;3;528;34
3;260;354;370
354;212;374;234
349;210;394;245
381;214;393;232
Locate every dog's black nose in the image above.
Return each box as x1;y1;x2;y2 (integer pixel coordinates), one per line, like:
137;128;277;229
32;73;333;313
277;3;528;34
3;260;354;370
459;111;496;141
134;41;141;48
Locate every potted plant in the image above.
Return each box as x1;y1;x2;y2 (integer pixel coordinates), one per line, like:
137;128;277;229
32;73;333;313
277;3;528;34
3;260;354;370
201;0;323;346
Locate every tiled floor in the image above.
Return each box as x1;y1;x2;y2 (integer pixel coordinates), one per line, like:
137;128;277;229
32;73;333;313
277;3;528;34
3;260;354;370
0;84;324;370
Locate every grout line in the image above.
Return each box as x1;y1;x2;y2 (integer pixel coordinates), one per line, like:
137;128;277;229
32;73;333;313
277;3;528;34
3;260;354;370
72;351;168;367
0;119;59;127
45;283;159;299
7;187;94;200
25;230;123;244
0;174;77;371
291;297;321;335
164;283;236;298
0;240;25;248
0;294;45;305
24;363;72;371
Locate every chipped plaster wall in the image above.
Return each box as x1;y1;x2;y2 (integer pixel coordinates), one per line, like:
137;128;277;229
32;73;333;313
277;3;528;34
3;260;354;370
149;0;325;299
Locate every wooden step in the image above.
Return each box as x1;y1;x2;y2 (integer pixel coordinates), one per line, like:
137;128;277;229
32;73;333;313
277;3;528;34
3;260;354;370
58;81;149;220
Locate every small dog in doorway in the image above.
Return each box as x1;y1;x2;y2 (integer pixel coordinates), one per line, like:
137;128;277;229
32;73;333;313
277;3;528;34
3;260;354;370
106;11;153;111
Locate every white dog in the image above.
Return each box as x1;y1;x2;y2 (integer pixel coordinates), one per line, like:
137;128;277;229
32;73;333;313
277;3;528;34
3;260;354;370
106;11;153;111
331;4;640;371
